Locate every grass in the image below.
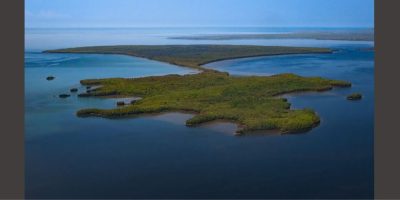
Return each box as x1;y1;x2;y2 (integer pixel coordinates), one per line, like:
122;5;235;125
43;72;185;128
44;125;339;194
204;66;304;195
45;45;332;71
46;45;351;134
76;72;350;134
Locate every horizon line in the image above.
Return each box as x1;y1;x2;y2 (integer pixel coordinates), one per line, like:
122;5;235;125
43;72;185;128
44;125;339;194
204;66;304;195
25;25;375;29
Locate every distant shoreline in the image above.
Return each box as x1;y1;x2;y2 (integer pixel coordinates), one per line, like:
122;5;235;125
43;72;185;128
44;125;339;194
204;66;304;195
169;31;374;41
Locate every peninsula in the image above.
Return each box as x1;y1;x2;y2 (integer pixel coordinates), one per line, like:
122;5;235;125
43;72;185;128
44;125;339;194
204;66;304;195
45;45;332;71
46;45;351;134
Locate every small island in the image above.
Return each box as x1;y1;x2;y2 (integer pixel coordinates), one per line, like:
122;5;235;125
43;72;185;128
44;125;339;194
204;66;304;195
46;45;351;134
347;93;362;100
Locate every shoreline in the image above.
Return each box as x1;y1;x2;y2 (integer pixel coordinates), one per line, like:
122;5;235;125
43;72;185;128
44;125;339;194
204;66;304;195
197;51;333;67
43;51;207;73
45;50;333;73
76;73;350;134
168;31;375;42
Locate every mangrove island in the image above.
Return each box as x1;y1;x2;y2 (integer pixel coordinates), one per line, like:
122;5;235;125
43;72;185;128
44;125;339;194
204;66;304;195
45;45;351;134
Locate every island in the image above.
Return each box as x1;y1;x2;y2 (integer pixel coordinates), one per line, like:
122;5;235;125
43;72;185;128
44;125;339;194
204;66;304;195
45;45;351;134
347;93;362;100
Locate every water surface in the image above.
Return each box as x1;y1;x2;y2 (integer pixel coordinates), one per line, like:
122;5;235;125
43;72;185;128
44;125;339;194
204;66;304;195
25;27;374;199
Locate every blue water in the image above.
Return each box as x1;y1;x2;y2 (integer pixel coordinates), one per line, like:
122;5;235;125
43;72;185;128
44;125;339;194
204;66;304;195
25;28;374;199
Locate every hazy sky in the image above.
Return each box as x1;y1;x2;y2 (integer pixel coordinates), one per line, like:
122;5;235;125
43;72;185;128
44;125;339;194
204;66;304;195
25;0;374;28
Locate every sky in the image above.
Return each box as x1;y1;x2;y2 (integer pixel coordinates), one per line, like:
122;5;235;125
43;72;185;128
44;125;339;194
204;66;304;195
25;0;374;28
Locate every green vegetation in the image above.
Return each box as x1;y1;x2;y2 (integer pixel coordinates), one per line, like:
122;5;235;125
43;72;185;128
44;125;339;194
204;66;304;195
46;44;352;134
347;93;362;100
76;72;350;134
45;45;332;71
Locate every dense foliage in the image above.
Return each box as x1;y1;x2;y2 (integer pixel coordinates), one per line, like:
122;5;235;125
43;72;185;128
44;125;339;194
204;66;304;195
77;72;350;134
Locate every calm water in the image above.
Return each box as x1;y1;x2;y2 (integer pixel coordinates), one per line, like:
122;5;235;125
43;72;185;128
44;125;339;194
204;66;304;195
25;28;374;199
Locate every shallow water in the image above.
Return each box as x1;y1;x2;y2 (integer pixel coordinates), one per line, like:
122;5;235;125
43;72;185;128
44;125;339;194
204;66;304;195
25;52;197;138
25;27;374;199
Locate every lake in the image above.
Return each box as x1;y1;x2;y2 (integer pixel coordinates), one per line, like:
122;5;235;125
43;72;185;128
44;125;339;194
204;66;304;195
25;27;374;199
